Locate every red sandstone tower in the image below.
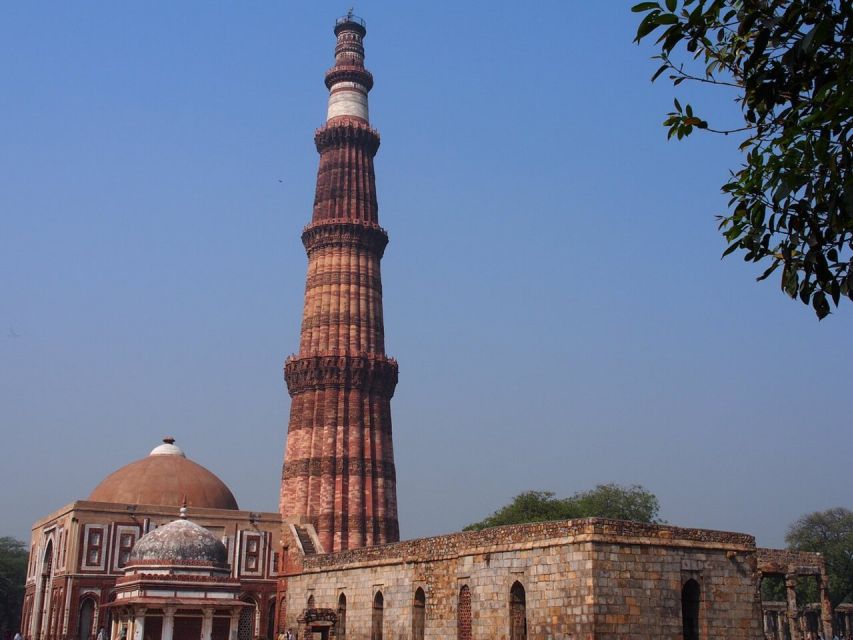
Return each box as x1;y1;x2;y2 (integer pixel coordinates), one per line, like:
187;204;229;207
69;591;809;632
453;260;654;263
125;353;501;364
279;14;399;553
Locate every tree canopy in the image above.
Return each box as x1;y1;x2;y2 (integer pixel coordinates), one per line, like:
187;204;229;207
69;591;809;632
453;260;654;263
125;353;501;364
0;537;28;638
633;0;852;318
786;507;853;606
463;484;662;531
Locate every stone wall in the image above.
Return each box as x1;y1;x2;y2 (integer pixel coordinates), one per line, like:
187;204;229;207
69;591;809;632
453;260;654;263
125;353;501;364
592;542;762;639
756;547;825;575
281;518;764;640
286;539;593;639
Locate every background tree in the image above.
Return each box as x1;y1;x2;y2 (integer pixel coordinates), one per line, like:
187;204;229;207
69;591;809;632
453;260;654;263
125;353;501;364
785;507;853;607
633;0;852;318
464;484;661;531
0;537;28;639
760;574;786;602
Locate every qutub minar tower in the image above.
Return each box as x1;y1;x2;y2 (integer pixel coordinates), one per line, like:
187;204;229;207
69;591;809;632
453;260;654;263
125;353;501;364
279;14;400;553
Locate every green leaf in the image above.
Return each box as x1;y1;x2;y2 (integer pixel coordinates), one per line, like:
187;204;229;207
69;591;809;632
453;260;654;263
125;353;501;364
655;13;678;25
665;0;676;11
722;242;739;258
631;2;660;12
756;261;780;282
651;63;669;82
635;14;660;40
813;292;830;319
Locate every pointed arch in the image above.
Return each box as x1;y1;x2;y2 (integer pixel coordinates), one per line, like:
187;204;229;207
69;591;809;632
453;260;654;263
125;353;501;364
371;591;383;640
412;587;425;640
682;579;701;640
77;597;96;640
266;598;276;640
509;581;526;640
35;540;55;640
238;595;257;640
42;541;54;575
336;593;347;640
457;585;471;640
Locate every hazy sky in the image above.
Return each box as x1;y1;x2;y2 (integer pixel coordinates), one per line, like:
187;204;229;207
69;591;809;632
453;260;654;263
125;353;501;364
1;2;850;550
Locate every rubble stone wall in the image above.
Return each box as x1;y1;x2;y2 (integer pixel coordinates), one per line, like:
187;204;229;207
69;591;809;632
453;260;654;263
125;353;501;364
592;541;763;639
285;540;593;639
282;518;764;639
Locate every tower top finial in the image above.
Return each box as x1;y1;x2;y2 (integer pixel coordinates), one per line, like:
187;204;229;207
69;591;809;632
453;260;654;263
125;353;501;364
334;12;366;35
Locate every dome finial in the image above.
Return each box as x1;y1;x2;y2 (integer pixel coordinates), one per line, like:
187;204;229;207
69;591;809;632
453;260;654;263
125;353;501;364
150;438;186;457
180;495;188;519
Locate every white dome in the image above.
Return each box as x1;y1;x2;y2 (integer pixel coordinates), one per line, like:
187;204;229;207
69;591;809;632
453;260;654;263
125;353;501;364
150;437;185;457
129;518;228;566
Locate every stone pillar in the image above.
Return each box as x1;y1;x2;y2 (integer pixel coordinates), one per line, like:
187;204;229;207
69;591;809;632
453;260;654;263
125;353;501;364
818;575;833;640
766;610;783;640
786;574;802;640
32;581;44;640
161;608;175;640
201;609;214;640
115;611;127;640
132;609;146;640
229;609;240;640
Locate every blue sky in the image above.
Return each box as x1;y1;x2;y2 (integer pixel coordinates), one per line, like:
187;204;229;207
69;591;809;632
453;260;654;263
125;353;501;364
1;1;850;548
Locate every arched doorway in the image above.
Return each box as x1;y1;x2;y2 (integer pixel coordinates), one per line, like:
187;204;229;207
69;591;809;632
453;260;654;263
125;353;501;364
266;599;275;640
78;598;95;640
103;592;116;640
35;541;54;640
509;581;526;640
457;585;471;640
336;594;346;640
412;588;425;640
238;598;256;640
371;591;383;640
682;579;701;640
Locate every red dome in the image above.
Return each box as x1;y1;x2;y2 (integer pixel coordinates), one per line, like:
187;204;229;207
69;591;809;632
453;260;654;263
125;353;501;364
88;439;238;510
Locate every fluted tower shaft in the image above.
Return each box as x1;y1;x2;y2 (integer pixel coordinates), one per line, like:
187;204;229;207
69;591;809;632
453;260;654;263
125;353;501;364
280;16;399;552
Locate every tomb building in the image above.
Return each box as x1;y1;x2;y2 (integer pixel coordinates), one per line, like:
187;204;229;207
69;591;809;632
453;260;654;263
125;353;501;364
21;440;280;640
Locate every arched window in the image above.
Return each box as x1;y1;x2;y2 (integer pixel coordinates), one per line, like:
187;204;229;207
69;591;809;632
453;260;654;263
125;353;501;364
371;591;383;640
509;581;526;640
336;593;347;640
412;588;425;640
682;579;700;640
78;597;96;640
457;585;471;640
42;542;54;576
307;594;315;610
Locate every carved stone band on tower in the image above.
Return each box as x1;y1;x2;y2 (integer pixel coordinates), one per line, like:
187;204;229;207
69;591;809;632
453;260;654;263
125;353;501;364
280;15;400;553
